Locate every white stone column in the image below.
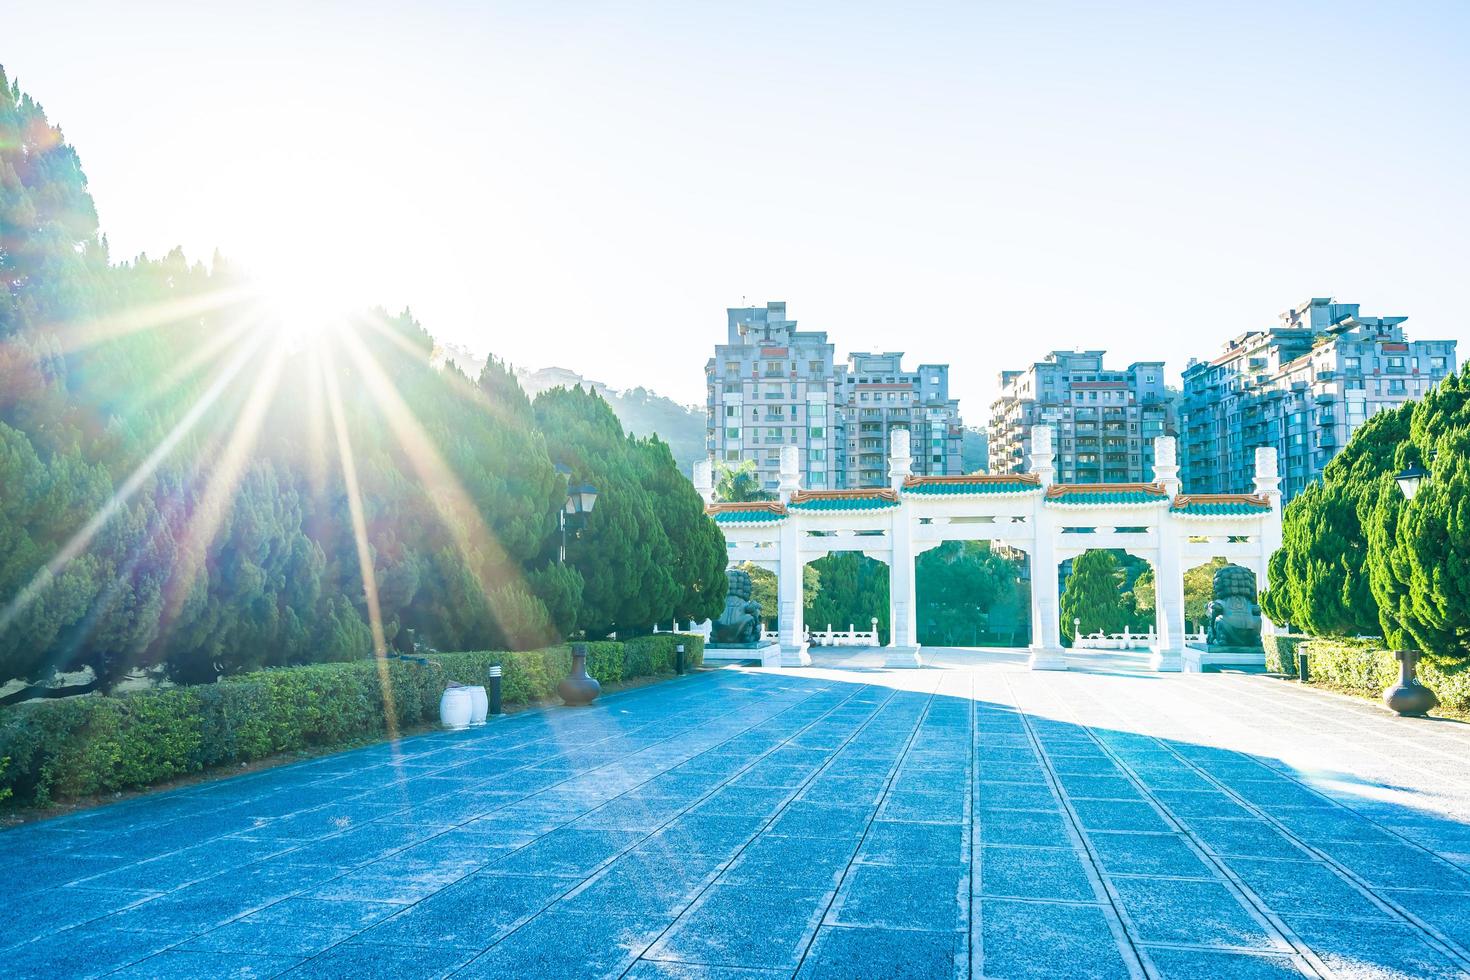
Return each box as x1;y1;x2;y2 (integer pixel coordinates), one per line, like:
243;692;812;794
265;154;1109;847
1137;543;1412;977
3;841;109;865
1254;446;1284;640
1027;426;1067;670
885;430;921;668
776;445;809;666
1151;435;1184;671
692;457;715;505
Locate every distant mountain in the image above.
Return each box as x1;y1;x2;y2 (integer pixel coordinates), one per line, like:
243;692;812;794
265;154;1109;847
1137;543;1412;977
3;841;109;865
430;344;707;476
962;426;989;473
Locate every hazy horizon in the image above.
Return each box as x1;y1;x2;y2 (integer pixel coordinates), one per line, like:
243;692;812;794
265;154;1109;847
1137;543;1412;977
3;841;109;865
10;1;1468;418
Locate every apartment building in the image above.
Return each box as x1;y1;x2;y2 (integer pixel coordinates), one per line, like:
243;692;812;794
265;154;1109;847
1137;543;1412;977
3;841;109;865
989;351;1175;483
1181;297;1457;500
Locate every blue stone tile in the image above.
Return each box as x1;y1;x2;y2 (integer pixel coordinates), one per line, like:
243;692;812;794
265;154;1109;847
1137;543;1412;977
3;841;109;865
976;782;1060;813
977;809;1072;847
5;885;158;949
1184;817;1307;860
976;766;1049;786
694;784;797;816
116;950;300;979
355;871;568;949
722;835;857;890
647;884;830;970
1047;756;1123;777
1151;789;1250;820
1286;915;1464;979
1089;832;1214;879
1317;839;1470;891
829;864;967;931
4;921;178;978
1070;798;1173;834
1227;857;1386;919
482;827;644;878
978;845;1094;902
624;961;790;978
978;899;1131;979
797;926;964;979
858;820;968;867
572;793;693;829
180;920;356;957
1270;808;1394;845
554;854;717;918
890;768;969;796
278;941;475;979
641;813;766;857
453;908;668;977
1056;773;1144;801
243;897;400;931
80;837;296;892
767;802;874;840
1128;767;1217;792
877;790;967;825
800;775;888;806
1145;948;1306;979
1383;887;1470;947
307;858;471;904
1112;877;1280;949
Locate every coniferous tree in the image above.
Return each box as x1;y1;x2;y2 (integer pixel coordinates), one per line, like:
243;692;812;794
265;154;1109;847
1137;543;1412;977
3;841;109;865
1059;549;1129;644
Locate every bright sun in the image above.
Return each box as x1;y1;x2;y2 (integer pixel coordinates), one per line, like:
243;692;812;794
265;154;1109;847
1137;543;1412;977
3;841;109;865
249;257;362;345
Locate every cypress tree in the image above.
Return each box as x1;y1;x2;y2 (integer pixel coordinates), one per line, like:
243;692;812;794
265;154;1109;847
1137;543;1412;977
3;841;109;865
1059;549;1129;644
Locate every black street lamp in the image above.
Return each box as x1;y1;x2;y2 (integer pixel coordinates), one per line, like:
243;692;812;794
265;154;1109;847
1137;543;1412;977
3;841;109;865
558;481;598;564
1386;456;1437;716
1394;461;1429;501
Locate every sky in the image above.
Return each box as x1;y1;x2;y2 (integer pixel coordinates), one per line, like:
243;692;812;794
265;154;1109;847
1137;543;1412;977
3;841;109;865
8;1;1469;415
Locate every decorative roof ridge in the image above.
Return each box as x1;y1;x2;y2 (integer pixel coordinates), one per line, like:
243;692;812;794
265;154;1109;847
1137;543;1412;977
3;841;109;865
903;473;1041;487
706;500;788;516
1045;482;1168;499
789;488;900;504
1172;493;1270;507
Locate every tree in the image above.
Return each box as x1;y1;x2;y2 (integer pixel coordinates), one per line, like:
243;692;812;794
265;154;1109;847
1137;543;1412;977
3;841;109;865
714;460;774;502
1059;549;1129;644
806;553;890;644
1366;365;1470;662
1261;405;1410;635
915;541;1019;645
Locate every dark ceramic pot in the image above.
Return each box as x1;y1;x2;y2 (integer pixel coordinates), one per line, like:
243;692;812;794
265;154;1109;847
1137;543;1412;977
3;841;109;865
558;643;601;706
1384;649;1439;717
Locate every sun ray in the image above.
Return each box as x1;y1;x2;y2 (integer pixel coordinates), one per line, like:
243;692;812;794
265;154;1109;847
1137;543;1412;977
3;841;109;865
17;283;256;357
335;320;541;645
155;330;289;636
320;345;399;740
0;327;270;637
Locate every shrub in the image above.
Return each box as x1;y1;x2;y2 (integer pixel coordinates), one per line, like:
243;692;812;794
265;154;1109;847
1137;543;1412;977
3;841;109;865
1299;638;1470;715
0;638;697;809
1264;634;1309;677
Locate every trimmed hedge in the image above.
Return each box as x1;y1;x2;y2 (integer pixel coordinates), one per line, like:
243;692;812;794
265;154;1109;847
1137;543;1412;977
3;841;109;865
1296;638;1470;715
1264;634;1310;676
0;634;705;809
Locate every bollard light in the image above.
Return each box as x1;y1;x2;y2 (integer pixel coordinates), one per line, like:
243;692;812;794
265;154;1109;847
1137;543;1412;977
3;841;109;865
487;664;503;715
675;643;686;675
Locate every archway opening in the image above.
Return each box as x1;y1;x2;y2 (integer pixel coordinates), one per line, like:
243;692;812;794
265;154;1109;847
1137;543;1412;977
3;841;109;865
1058;549;1155;647
804;552;890;646
915;541;1028;647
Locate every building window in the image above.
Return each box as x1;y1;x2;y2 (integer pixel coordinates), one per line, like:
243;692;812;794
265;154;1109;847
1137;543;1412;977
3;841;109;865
1431;356;1448;372
809;426;825;438
725;450;739;461
1389;379;1406;395
725;427;739;439
1386;356;1405;372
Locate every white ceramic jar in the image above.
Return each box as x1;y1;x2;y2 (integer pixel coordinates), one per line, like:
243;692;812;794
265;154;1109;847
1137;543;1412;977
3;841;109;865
466;685;488;726
439;686;472;730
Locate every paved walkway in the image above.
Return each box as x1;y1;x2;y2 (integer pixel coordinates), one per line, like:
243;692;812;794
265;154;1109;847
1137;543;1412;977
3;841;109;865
6;650;1470;979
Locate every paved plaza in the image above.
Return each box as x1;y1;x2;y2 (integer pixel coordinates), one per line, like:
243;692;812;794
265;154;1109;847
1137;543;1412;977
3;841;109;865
6;650;1470;979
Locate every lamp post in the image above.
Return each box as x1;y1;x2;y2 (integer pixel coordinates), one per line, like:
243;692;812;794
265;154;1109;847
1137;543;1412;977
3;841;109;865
557;481;599;564
1385;458;1437;716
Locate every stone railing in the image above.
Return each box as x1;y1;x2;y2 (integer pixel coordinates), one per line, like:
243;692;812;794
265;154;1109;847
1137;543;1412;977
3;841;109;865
1073;627;1207;650
652;619;712;640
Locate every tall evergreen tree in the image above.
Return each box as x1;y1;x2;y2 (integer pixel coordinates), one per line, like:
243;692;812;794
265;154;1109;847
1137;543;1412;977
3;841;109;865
1059;549;1129;644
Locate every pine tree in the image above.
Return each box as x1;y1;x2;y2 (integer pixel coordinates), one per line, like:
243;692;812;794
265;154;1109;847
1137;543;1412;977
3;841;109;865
1059;549;1129;644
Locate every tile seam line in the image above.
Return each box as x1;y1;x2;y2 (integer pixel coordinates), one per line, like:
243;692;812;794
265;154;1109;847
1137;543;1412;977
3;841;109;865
96;675;855;977
1000;672;1152;980
1064;678;1468;975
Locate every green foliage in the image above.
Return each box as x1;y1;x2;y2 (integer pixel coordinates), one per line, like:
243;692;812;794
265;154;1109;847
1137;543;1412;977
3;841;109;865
806;553;890;644
915;542;1020;645
713;460;774;503
1262;406;1409;635
0;69;721;688
0;636;701;808
1059;550;1129;644
1298;638;1470;715
1263;633;1309;676
1366;365;1470;662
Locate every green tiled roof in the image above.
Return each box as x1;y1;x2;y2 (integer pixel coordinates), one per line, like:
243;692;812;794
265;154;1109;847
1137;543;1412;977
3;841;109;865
786;489;900;513
1045;484;1169;507
713;509;787;524
1170;495;1272;516
903;474;1041;496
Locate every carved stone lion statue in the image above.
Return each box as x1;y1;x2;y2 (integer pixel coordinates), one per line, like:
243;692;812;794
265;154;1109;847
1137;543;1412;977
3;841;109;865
1206;564;1263;650
711;568;762;645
